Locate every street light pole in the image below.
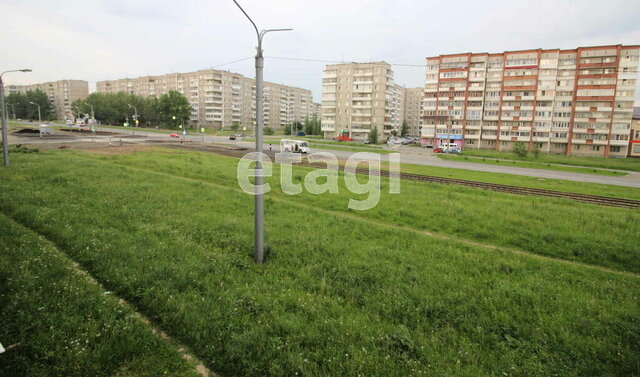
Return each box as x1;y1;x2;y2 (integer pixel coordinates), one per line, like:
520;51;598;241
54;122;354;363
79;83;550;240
29;101;41;123
7;103;15;120
87;104;95;120
128;104;138;127
1;69;32;166
232;0;292;264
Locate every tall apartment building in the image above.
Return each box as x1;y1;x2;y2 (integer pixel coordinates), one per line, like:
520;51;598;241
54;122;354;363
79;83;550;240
422;45;639;157
630;107;640;157
403;87;423;136
97;69;314;130
321;62;403;140
10;80;89;120
310;102;321;119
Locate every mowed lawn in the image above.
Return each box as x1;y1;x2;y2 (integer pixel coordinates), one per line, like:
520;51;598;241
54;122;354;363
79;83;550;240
0;148;638;376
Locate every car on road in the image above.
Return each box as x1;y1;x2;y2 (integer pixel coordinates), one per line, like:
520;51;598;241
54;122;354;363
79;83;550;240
229;135;237;140
169;133;180;138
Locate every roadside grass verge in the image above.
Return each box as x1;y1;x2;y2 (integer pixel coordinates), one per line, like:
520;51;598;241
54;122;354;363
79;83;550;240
309;143;393;154
0;151;638;376
458;149;640;172
436;154;628;176
0;213;199;377
387;160;640;200
80;148;640;274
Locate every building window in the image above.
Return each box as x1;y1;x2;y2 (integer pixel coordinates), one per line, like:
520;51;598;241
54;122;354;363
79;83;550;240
610;146;621;153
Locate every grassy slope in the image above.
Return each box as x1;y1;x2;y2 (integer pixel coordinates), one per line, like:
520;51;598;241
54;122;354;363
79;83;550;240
458;149;640;172
0;150;638;376
437;154;627;176
91;149;640;274
0;214;198;377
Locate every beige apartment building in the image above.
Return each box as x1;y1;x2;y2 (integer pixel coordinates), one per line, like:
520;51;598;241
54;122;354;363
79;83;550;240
97;69;314;130
310;102;321;120
403;87;423;136
422;44;639;157
321;62;404;140
10;80;89;120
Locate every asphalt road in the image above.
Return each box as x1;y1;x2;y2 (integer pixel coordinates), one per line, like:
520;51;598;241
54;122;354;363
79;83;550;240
7;126;640;188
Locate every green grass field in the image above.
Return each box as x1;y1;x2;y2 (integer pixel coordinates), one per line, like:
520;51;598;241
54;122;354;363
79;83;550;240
458;149;640;172
0;148;638;376
0;214;199;377
437;154;628;176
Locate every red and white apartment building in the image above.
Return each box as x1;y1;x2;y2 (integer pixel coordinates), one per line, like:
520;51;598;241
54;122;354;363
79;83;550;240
421;45;639;157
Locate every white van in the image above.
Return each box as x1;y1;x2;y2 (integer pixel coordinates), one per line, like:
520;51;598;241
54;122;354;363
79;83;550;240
280;139;310;153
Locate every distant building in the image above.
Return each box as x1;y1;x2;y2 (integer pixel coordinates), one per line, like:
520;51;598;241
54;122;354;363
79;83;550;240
630;107;640;157
9;80;89;120
422;45;639;157
321;61;404;140
310;102;321;120
402;87;423;136
97;69;314;130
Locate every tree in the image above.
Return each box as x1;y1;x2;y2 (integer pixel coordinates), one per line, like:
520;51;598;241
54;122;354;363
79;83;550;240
157;90;192;129
5;92;29;119
368;128;378;144
303;117;313;135
264;126;274;135
513;142;528;158
400;120;409;137
25;90;53;120
533;145;541;158
230;122;240;131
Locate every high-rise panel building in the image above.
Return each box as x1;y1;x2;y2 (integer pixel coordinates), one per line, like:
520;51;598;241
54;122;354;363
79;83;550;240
97;69;314;130
630;107;640;157
321;62;403;140
422;45;639;157
10;80;89;120
403;87;423;136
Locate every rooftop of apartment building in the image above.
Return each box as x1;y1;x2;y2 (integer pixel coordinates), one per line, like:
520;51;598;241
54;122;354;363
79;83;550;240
324;61;391;68
98;68;313;93
426;44;640;59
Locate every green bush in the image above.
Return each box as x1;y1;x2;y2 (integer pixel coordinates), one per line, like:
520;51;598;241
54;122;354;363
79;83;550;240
513;142;528;158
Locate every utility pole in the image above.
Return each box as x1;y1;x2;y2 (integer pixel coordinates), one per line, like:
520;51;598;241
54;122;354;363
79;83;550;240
232;0;292;263
29;101;41;123
1;69;32;166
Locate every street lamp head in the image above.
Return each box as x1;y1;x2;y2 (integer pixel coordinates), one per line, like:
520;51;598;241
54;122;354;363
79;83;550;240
20;69;32;72
29;101;36;105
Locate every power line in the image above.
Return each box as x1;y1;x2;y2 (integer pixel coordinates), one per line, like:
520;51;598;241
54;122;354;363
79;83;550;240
265;56;425;67
210;56;254;69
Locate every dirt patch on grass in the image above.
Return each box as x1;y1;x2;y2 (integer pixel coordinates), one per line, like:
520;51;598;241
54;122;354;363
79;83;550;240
83;145;156;155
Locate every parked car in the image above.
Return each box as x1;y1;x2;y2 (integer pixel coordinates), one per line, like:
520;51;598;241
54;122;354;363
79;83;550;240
169;133;180;138
448;148;461;154
229;134;237;140
433;147;444;153
364;140;371;144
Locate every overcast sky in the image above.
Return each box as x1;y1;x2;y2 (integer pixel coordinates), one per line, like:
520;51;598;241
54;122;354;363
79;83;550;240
2;0;639;103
